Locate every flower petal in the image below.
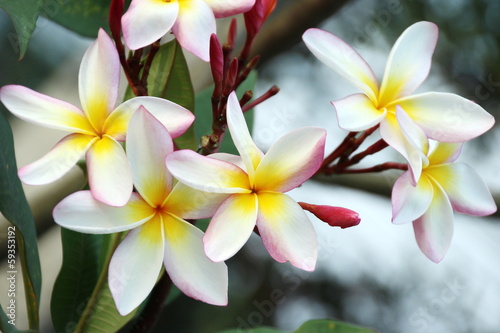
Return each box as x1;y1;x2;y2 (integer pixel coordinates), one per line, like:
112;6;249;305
205;0;255;17
203;193;258;262
332;93;386;131
127;106;173;206
109;216;164;315
226;91;264;183
395;92;495;142
122;0;179;50
163;214;228;305
111;96;194;139
254;127;326;193
427;142;463;165
19;133;97;185
0;85;95;135
412;183;454;263
302;28;379;101
380;109;427;184
166;149;251;193
86;135;133;206
257;192;317;271
53;191;155;233
378;21;438;106
79;29;120;131
173;0;215;61
163;182;229;220
391;171;433;225
426;163;497;216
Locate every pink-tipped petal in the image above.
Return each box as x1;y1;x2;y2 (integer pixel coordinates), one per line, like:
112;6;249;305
163;214;228;305
427;142;463;165
203;193;258;262
205;0;255;18
166;150;251;194
127;107;174;206
395;92;495;142
380;110;427;184
332;93;386;131
254;127;326;193
391;171;433;225
164;182;229;220
113;96;194;139
173;0;215;61
226;92;264;183
426;163;497;216
19;133;97;185
412;183;454;263
53;191;155;233
0;85;95;135
302;28;379;101
122;0;179;50
378;21;438;106
109;217;165;315
209;153;246;171
257;192;317;271
79;29;120;130
86;136;133;206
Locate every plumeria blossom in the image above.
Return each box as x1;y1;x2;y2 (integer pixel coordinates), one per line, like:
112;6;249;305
303;21;495;183
0;29;194;207
392;139;497;263
54;107;228;315
167;91;327;271
122;0;256;61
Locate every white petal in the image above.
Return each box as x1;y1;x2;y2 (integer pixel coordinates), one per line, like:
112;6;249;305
378;21;438;105
427;142;463;165
173;0;215;61
205;0;255;18
257;192;317;271
166;149;251;193
412;183;454;263
122;0;179;50
395;92;495;142
203;193;258;262
0;85;95;135
391;172;433;225
127;106;173;206
332;93;386;131
79;29;120;131
164;214;228;305
302;28;379;101
254;127;326;193
109;217;164;315
19;134;96;185
426;163;497;216
226;91;264;183
53;191;155;233
86;136;133;206
114;96;194;139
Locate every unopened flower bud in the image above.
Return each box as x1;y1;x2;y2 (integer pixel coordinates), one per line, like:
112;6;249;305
298;202;360;229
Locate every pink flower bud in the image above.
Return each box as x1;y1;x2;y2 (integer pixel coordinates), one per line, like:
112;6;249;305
298;202;361;229
244;0;277;38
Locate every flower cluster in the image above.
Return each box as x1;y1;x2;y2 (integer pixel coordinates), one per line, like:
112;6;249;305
0;0;496;321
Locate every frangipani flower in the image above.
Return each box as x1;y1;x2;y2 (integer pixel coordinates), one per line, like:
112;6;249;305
0;29;194;207
122;0;256;61
167;92;327;271
392;140;497;263
54;107;228;315
303;21;495;183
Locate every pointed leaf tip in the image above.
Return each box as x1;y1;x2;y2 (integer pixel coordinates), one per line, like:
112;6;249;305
299;202;361;228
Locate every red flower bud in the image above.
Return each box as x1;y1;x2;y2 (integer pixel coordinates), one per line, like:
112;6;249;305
298;202;361;229
244;0;277;38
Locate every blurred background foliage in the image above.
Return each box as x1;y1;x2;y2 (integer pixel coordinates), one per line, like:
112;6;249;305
1;0;499;332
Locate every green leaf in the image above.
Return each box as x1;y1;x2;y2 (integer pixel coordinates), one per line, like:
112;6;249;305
0;306;20;333
51;229;103;332
0;0;41;59
194;71;258;154
218;319;378;333
0;112;41;328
